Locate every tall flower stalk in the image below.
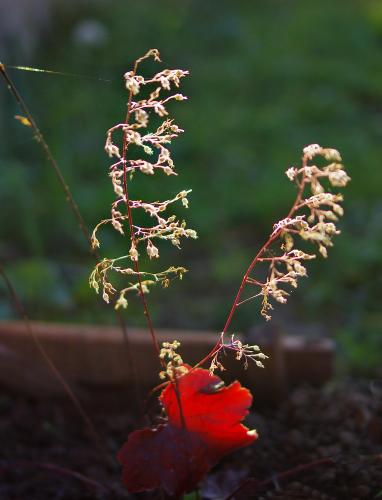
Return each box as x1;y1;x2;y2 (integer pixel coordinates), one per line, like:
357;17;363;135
89;49;197;355
200;143;350;373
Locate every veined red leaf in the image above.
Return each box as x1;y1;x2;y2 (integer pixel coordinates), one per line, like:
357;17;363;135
160;367;257;460
118;367;257;496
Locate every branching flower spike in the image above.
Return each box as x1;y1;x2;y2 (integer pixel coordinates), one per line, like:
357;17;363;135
203;144;350;374
256;144;350;320
89;49;197;309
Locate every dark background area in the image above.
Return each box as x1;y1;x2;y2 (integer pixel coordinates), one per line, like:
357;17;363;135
1;0;382;374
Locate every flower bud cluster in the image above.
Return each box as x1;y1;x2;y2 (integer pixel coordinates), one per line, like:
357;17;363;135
89;49;197;307
159;341;188;380
89;255;187;309
209;334;269;375
246;144;350;321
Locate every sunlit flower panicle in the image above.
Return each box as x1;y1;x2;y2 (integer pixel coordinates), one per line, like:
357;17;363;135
245;143;351;321
89;49;197;308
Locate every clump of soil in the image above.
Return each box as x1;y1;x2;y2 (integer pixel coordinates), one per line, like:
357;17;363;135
0;379;381;499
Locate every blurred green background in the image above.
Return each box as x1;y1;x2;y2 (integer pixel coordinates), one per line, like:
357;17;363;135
1;0;381;374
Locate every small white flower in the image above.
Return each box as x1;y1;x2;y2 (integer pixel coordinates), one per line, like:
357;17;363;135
303;144;322;159
160;76;170;90
129;243;139;261
105;138;120;158
147;240;159;259
285;167;298;181
322;148;342;162
140;161;154;175
319;245;328;258
115;295;128;310
163;166;173;175
112;219;124;234
124;72;143;95
329;169;351;187
102;289;110;303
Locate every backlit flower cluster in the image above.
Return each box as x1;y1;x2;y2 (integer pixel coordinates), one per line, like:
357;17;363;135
89;49;197;308
209;334;268;375
158;340;188;380
250;144;350;320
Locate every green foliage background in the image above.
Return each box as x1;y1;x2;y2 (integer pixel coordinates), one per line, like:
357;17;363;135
1;0;382;373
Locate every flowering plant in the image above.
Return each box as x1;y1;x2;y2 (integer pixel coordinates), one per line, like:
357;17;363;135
89;49;350;497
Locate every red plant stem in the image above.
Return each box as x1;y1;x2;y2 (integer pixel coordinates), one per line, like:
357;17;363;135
173;375;187;428
193;236;278;370
0;460;109;494
225;456;333;499
222;166;307;336
195;160;308;369
122;57;191;435
121;59;162;360
120;56;189;434
221;237;278;335
120;57;191;441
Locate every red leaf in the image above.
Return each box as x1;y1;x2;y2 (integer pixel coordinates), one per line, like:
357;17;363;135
160;367;257;461
118;367;257;496
117;424;210;497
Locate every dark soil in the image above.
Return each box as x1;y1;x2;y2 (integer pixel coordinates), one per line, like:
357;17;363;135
0;379;381;500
